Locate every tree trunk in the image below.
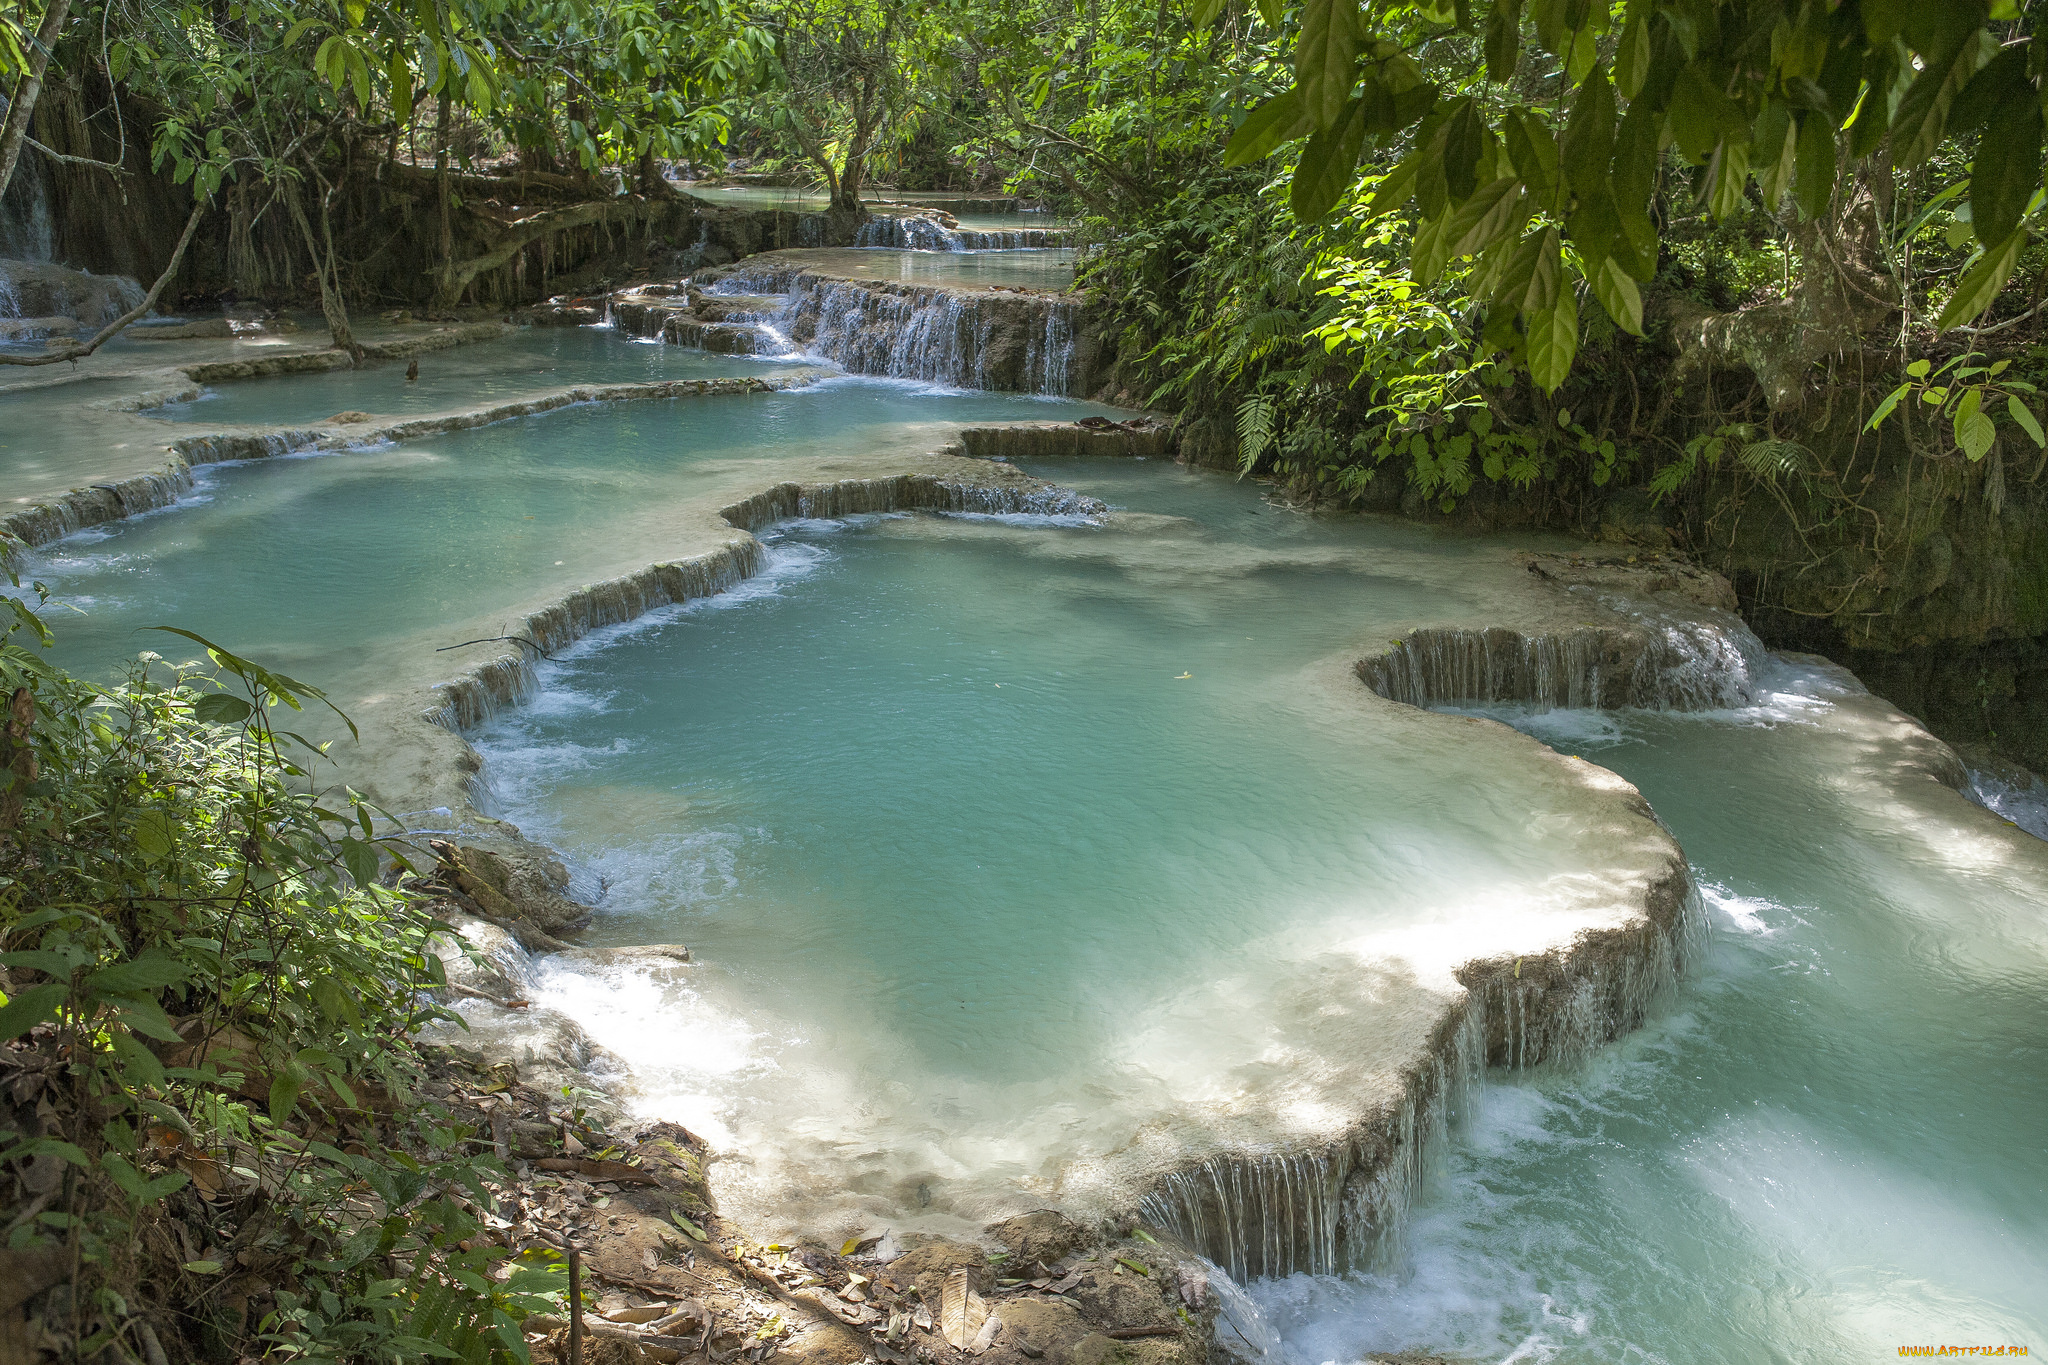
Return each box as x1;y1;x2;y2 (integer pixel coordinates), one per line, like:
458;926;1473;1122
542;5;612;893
436;83;454;275
284;179;360;358
0;0;73;202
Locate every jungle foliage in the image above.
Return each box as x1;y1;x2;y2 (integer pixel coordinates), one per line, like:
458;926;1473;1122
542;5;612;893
0;575;569;1363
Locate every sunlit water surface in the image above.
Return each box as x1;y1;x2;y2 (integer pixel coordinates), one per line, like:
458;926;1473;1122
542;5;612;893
467;459;1630;1235
24;378;1114;703
1251;670;2048;1363
147;326;804;428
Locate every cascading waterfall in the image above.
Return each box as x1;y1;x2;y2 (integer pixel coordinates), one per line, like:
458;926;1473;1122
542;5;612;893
1358;606;1768;711
1140;883;1708;1283
703;267;1081;393
854;216;1070;251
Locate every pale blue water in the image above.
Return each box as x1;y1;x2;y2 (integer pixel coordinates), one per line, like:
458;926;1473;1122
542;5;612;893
29;378;1118;692
147;326;801;427
1256;679;2048;1361
468;459;1618;1233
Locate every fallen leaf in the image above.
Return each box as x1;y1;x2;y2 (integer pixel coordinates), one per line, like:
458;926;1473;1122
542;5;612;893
941;1268;988;1350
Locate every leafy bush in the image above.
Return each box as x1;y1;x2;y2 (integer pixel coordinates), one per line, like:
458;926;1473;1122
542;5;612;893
0;577;565;1362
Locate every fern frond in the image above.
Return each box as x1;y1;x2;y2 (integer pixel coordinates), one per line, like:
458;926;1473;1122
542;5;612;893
1737;439;1813;480
1237;395;1277;474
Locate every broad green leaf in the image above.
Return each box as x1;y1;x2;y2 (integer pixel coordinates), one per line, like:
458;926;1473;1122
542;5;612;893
1193;0;1226;27
2008;395;2047;447
1591;254;1644;335
1610;209;1658;281
183;1261;224;1275
1891;30;1996;170
1936;231;2026;331
1753;102;1795;207
132;807;176;863
1950;44;2026;137
1528;0;1567;54
1444;176;1525;258
192;693;253;725
1865;383;1912;430
1485;0;1522;82
1705;137;1751;220
1256;0;1282;27
1669;65;1749;162
1614;10;1650;98
341;835;381;888
1290;99;1368;220
1970;99;2042;249
1957;408;1997;460
1561;63;1617;198
1224;90;1312;166
115;1000;183;1044
1793;112;1835;220
1295;0;1360;130
1609;99;1660;215
0;983;66;1038
1412;209;1454;284
389;49;414;124
1526;290;1580;394
86;952;188;996
269;1069;305;1126
1504;106;1559;203
1441;97;1485;201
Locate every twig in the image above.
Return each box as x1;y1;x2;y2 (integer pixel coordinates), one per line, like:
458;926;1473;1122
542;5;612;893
569;1247;585;1365
24;135;128;174
434;634;554;659
1105;1327;1183;1340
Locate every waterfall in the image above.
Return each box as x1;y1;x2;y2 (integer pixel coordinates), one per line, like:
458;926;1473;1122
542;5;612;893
700;265;1082;394
0;146;54;261
1357;608;1767;711
854;215;1071;251
0;258;149;326
1140;882;1707;1282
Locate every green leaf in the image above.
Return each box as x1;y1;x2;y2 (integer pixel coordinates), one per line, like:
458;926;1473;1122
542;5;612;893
1590;254;1644;335
1753;102;1795;207
2008;395;2046;447
115;1000;184;1044
1705;137;1751;220
132;808;176;864
341;836;381;888
192;693;253;726
1504;106;1559;203
1526;290;1580;394
1891;30;1996;170
270;1069;306;1127
1485;0;1522;81
669;1210;708;1241
1224;90;1313;167
1441;97;1485;201
87;952;188;996
1970;100;2042;249
1295;0;1360;130
1613;10;1650;99
1957;408;1997;460
1936;231;2027;331
1443;176;1525;258
1669;65;1749;162
183;1261;224;1275
1290;99;1368;220
0;983;67;1038
1793;113;1836;220
1561;63;1617;199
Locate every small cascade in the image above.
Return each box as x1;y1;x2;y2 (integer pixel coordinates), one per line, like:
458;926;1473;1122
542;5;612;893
1359;609;1767;712
1140;882;1706;1283
855;215;1071;251
0;258;148;327
700;265;1081;393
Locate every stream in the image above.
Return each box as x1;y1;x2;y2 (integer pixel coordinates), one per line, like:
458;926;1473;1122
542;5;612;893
3;244;2043;1361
